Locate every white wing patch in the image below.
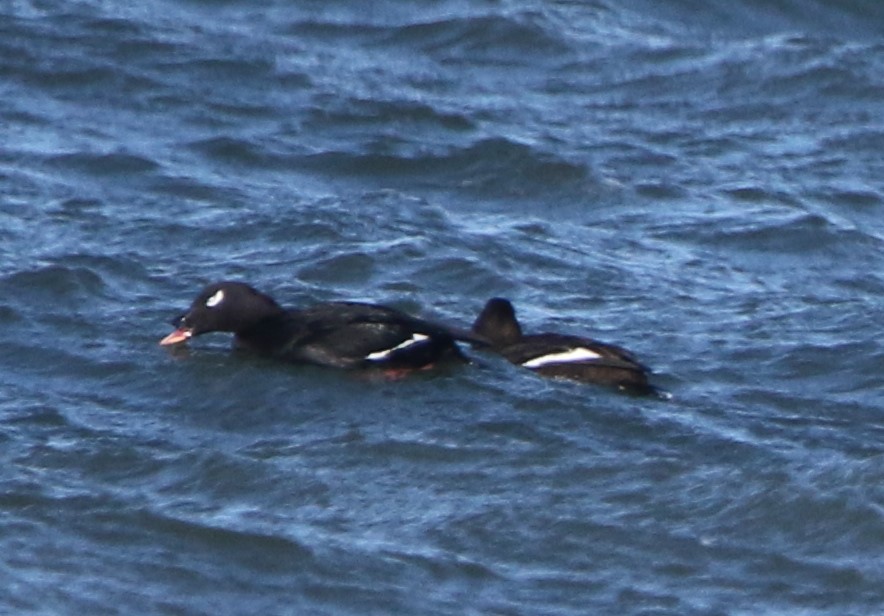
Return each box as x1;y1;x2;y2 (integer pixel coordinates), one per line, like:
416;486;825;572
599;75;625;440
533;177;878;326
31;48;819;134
366;333;430;361
206;289;225;308
521;347;602;368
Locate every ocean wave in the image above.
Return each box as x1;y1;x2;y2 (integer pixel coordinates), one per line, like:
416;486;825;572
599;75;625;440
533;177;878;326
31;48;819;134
2;1;883;614
297;137;592;198
387;12;571;60
46;151;159;176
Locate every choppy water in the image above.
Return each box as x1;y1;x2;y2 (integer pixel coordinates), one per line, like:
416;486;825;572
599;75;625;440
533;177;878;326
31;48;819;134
2;1;883;614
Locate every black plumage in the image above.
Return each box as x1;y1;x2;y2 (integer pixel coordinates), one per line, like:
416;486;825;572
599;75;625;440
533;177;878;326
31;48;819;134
472;297;656;395
161;281;478;371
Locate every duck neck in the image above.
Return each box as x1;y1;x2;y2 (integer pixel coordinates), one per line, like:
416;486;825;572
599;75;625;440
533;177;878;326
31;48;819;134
233;310;291;354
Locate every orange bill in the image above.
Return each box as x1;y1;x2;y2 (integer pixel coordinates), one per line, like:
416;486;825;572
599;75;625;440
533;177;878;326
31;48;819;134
159;328;192;346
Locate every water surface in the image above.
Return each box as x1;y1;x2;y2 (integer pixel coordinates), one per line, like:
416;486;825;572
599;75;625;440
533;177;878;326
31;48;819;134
1;1;883;614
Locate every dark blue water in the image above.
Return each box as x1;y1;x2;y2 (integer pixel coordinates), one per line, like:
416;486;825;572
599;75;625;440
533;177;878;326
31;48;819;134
2;1;883;613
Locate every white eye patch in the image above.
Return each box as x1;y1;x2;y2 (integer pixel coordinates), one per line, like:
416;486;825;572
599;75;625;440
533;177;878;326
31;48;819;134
366;333;430;361
521;347;602;368
205;289;225;308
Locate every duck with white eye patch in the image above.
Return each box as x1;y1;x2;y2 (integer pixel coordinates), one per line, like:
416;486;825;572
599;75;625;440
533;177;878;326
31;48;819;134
471;297;659;395
160;281;484;373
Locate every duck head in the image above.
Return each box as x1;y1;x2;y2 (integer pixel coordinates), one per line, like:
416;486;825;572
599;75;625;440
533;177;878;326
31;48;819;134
472;297;523;347
160;281;284;345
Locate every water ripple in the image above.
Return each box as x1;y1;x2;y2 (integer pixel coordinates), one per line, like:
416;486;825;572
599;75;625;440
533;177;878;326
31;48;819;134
2;1;884;614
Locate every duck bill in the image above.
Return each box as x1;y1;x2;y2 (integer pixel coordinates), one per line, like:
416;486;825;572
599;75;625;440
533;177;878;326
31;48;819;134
159;328;193;346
